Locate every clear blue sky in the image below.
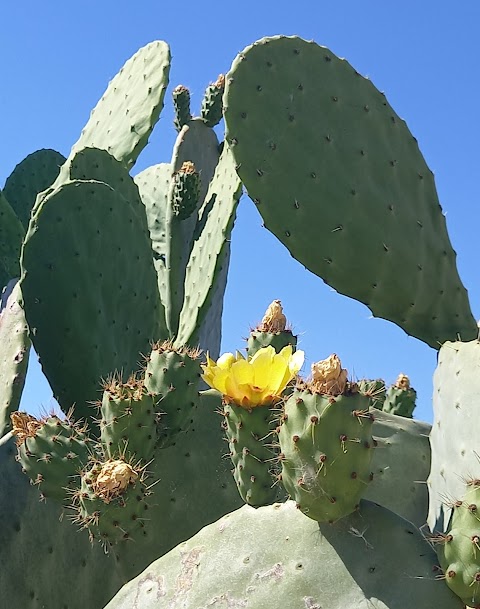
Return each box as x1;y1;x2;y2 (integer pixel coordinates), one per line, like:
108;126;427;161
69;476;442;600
2;1;479;423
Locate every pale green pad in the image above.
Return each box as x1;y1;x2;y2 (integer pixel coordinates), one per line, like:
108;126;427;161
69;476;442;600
105;500;462;609
428;339;480;532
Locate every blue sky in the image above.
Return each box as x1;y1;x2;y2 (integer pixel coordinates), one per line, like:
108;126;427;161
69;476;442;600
2;1;479;423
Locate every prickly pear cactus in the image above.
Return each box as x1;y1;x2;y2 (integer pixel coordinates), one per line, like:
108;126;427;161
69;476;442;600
104;500;463;609
223;35;476;349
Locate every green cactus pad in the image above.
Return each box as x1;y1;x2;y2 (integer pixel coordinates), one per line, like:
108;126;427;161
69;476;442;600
13;413;92;503
69;41;171;169
200;75;225;128
223;402;278;506
105;500;462;609
279;387;374;522
0;281;30;438
134;163;171;261
20;180;162;426
74;458;151;547
367;410;430;527
143;341;202;449
224;35;476;349
3;149;66;229
100;375;157;462
176;144;242;347
0;433;124;609
172;85;192;132
165;119;220;337
0;189;24;289
428;339;480;532
134;162;171;316
436;482;480;608
196;246;229;359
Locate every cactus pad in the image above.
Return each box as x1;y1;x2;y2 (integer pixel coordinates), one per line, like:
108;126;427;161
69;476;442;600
0;281;30;438
3;149;66;229
0;190;24;289
69;41;171;169
428;339;480;532
105;500;462;609
224;35;476;349
20;180;162;425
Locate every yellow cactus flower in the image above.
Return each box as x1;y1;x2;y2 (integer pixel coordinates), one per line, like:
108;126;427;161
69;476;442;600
202;345;304;408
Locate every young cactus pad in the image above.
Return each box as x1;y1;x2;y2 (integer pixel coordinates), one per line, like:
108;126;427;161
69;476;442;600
223;35;476;349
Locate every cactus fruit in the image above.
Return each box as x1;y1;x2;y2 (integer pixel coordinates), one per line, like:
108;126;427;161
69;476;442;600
173;85;192;132
171;161;201;220
144;340;202;449
246;299;297;357
200;74;225;128
278;354;375;522
435;481;480;608
11;411;92;503
73;457;152;548
99;374;157;462
383;373;417;418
